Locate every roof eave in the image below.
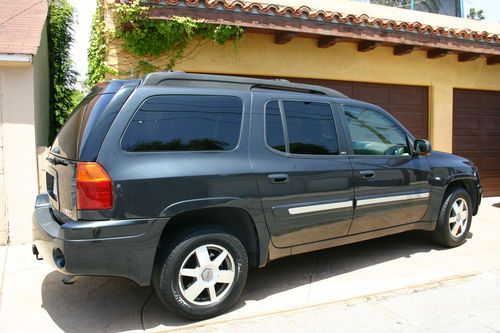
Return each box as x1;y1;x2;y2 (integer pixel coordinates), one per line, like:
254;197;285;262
146;6;500;57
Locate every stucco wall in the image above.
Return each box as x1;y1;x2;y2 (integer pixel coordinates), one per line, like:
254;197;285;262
106;32;500;153
0;65;39;244
0;78;6;244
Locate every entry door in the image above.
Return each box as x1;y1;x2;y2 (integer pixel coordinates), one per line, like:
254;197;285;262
250;92;354;248
341;104;431;234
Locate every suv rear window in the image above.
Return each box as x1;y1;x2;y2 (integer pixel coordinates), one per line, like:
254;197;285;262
121;95;243;152
51;93;114;160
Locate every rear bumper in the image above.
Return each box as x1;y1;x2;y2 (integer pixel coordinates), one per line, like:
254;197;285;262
32;193;168;286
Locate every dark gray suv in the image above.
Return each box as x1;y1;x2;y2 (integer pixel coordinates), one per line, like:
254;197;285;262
33;72;482;319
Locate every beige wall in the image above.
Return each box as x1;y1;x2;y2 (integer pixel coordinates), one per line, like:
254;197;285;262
107;32;500;152
0;65;39;244
0;81;6;244
184;35;500;152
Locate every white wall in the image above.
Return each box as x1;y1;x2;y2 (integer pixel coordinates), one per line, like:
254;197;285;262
0;64;39;244
0;82;6;244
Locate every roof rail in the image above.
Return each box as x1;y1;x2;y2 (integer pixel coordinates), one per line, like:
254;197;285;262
142;71;347;98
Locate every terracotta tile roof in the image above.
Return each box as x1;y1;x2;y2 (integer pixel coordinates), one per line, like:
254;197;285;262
0;0;48;55
145;0;500;44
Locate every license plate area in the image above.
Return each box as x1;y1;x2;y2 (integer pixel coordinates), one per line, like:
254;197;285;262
46;168;59;210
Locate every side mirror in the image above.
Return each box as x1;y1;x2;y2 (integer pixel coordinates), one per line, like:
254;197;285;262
414;139;432;156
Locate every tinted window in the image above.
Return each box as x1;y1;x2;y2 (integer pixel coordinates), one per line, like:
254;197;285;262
122;95;242;152
344;106;410;156
283;101;339;155
265;101;286;153
52;93;113;160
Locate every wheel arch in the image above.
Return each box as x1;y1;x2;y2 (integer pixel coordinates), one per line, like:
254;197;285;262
444;177;480;215
155;206;262;269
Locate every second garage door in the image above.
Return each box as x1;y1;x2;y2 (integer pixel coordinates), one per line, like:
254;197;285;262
453;89;500;197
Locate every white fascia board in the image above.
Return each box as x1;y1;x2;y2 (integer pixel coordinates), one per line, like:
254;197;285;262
0;54;33;63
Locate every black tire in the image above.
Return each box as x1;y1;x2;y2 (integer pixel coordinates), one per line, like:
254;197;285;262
432;187;472;247
153;230;248;320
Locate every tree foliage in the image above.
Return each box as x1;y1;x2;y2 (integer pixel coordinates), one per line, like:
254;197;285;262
467;8;485;21
48;0;78;142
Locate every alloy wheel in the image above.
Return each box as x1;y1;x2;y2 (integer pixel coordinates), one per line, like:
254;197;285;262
449;198;468;238
178;244;236;305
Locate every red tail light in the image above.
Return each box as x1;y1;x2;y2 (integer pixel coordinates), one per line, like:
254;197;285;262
76;162;113;210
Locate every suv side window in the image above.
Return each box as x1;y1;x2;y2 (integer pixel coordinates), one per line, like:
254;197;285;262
265;100;339;156
122;95;243;152
343;105;410;156
265;101;286;153
284;101;339;155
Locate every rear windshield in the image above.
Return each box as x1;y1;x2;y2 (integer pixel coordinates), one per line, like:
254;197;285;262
51;93;114;160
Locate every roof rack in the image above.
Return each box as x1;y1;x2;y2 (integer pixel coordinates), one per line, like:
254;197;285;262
142;71;347;98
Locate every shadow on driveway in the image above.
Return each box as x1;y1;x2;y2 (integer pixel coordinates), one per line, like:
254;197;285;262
41;231;443;332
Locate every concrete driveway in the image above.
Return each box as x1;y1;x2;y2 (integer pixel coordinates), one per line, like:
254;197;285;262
0;197;499;332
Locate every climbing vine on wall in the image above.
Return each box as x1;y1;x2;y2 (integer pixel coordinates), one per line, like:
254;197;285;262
48;0;78;142
112;0;244;73
86;0;106;89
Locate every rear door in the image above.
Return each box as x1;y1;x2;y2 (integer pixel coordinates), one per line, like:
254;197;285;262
250;91;354;248
340;103;431;234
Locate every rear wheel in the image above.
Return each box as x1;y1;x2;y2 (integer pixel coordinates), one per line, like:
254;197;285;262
432;188;472;247
153;230;248;320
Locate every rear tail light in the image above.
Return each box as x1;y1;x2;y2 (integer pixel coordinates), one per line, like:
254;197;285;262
76;162;113;210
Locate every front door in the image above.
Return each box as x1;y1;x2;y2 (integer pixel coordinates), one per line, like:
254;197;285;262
250;92;354;248
340;104;431;234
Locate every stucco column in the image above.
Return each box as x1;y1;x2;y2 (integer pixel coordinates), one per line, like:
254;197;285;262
429;84;453;153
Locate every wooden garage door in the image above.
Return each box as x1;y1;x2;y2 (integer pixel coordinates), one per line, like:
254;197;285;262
291;79;428;139
252;76;429;139
453;89;500;197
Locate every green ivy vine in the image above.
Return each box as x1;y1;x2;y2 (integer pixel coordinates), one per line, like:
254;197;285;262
86;0;106;89
48;0;78;142
113;0;244;72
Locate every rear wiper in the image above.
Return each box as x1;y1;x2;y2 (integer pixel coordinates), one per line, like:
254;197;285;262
46;156;70;166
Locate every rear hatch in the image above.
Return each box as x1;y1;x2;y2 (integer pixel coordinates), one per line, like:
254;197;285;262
46;80;139;222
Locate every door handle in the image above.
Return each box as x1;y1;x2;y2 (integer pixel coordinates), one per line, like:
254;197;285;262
268;174;289;184
360;170;375;178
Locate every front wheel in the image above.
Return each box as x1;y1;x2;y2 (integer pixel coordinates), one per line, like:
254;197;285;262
432;188;472;247
153;231;248;320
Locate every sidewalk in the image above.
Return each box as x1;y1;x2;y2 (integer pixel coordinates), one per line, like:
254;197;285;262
0;197;499;332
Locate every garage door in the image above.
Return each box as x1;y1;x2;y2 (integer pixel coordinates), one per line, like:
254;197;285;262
252;76;429;139
291;79;428;139
453;89;500;197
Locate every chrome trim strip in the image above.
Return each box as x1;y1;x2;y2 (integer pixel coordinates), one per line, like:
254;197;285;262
288;201;353;215
357;192;430;207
